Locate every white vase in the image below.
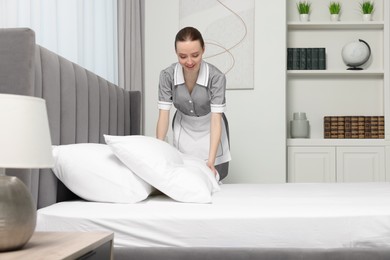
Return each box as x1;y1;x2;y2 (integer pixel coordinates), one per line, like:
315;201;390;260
290;112;310;138
362;14;372;21
330;14;340;22
299;14;310;22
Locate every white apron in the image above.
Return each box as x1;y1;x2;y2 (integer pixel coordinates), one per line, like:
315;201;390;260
173;111;231;165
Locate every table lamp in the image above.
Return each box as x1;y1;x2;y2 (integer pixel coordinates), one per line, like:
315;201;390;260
0;94;54;251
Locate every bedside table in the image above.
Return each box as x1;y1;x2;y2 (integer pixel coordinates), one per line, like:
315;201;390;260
0;232;114;260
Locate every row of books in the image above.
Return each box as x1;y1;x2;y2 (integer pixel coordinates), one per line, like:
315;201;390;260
324;116;384;139
287;48;326;70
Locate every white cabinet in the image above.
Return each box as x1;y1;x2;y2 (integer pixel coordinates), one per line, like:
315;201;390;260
286;0;390;183
288;147;336;182
288;145;386;182
337;147;386;182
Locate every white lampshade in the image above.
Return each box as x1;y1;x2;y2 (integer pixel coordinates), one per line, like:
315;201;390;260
0;94;54;168
0;93;54;251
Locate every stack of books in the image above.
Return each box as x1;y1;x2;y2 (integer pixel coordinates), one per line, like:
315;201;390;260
324;116;385;139
287;48;326;70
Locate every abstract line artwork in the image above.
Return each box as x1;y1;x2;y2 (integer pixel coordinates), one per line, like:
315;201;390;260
180;0;255;90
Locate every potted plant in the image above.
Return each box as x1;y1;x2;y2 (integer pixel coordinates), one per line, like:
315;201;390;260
360;1;374;21
296;1;311;22
328;2;341;22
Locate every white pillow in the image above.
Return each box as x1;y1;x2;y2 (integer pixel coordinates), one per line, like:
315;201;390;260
104;135;220;203
51;143;153;203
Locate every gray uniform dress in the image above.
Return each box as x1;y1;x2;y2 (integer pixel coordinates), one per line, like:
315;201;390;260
158;61;231;180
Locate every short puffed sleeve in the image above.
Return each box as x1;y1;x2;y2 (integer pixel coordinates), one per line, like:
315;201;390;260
209;68;226;113
158;69;174;110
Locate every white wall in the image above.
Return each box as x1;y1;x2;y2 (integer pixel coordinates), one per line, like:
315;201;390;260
144;0;287;183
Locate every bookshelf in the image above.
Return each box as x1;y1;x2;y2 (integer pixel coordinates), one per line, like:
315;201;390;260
286;0;390;182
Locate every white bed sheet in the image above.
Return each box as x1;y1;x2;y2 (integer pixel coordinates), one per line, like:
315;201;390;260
36;183;390;248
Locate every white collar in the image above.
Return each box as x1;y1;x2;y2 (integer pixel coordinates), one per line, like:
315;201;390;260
174;61;209;87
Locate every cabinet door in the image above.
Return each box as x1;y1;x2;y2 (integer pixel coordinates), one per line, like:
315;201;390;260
336;147;386;182
288;147;336;182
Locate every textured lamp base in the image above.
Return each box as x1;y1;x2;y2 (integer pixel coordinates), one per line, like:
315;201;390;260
0;175;36;251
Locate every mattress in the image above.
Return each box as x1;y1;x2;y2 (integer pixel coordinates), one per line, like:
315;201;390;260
36;183;390;248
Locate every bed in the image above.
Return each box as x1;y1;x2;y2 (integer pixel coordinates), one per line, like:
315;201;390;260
2;28;390;260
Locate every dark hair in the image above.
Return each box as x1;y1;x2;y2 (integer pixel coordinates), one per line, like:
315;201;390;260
175;27;205;51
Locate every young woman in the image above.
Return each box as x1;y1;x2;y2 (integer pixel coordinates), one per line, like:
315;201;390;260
156;26;231;181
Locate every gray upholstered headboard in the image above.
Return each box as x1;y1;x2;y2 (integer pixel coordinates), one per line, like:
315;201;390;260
0;28;141;209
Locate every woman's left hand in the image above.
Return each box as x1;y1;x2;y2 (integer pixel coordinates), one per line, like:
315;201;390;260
207;161;217;176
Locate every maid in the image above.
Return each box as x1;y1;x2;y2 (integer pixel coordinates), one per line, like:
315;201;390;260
156;26;231;181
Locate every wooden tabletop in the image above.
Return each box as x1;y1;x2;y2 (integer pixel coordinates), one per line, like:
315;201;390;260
0;232;114;260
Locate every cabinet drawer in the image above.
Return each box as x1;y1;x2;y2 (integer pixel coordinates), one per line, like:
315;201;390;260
288;147;336;182
336;146;386;182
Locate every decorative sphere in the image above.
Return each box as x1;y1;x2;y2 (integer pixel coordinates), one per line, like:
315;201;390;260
341;39;371;69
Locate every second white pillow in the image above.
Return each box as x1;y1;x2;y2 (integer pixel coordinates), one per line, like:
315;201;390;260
104;135;220;203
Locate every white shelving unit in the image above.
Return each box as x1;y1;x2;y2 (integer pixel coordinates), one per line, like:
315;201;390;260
288;21;384;30
288;70;384;76
287;138;390;147
286;0;389;182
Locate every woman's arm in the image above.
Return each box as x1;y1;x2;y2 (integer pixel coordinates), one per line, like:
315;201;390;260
156;109;170;140
207;112;222;174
